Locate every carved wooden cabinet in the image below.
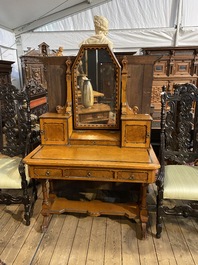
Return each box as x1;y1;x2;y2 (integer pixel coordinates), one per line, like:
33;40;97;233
24;44;160;239
20;50;48;118
0;60;14;85
142;46;198;127
0;60;14;149
20;55;47;88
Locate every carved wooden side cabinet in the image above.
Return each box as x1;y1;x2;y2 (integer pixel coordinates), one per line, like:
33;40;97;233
24;44;160;239
20;45;48;118
0;60;14;85
142;46;198;127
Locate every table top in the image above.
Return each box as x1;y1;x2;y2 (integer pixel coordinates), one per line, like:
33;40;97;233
24;144;160;171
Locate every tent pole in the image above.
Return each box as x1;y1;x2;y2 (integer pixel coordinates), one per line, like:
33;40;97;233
174;0;183;46
15;35;23;88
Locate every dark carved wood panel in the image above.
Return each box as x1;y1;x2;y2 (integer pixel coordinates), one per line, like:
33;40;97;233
20;56;48;118
0;60;14;85
142;46;198;128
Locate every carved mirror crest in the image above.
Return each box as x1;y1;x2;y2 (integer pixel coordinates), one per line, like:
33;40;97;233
72;44;121;129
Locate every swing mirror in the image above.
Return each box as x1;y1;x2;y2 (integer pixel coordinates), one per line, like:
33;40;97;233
72;44;121;129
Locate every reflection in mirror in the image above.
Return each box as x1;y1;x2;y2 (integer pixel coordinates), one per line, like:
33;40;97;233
73;45;121;129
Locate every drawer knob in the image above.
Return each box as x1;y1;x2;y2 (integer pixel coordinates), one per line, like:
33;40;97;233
129;175;135;180
45;171;50;176
87;172;91;177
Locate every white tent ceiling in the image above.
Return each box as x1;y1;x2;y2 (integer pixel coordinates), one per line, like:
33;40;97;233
1;0;198;87
1;0;198;53
0;0;110;34
0;0;197;33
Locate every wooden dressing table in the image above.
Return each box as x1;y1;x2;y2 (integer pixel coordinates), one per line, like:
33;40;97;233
24;44;160;239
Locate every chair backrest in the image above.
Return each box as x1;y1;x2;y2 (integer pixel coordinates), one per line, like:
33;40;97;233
160;83;198;166
0;83;31;157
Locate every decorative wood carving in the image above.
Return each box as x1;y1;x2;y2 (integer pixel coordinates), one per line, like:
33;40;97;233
162;83;198;163
142;47;198;127
65;58;72;114
0;83;31;156
0;83;39;224
20;49;49;118
0;60;14;85
156;83;198;238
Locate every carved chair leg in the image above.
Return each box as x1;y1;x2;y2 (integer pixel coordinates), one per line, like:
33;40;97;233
24;200;31;226
22;181;37;226
156;188;163;238
32;179;38;201
22;185;31;226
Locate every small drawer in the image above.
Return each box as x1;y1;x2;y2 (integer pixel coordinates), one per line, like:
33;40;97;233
117;171;148;181
33;168;63;178
63;169;114;180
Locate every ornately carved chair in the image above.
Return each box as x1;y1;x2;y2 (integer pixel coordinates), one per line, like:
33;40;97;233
156;83;198;238
0;83;40;225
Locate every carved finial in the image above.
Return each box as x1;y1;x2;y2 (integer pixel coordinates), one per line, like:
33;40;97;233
66;58;72;74
122;56;128;74
133;106;139;114
56;46;63;56
65;58;72;114
56;105;66;114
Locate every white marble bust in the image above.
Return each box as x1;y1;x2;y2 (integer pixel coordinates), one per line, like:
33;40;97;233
80;15;113;50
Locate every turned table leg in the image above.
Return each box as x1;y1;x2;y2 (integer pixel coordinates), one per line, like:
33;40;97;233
41;179;52;232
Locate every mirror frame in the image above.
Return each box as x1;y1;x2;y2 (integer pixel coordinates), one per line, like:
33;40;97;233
71;44;121;130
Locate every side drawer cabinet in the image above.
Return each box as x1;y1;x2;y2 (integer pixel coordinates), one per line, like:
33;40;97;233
121;114;152;148
40;113;72;145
